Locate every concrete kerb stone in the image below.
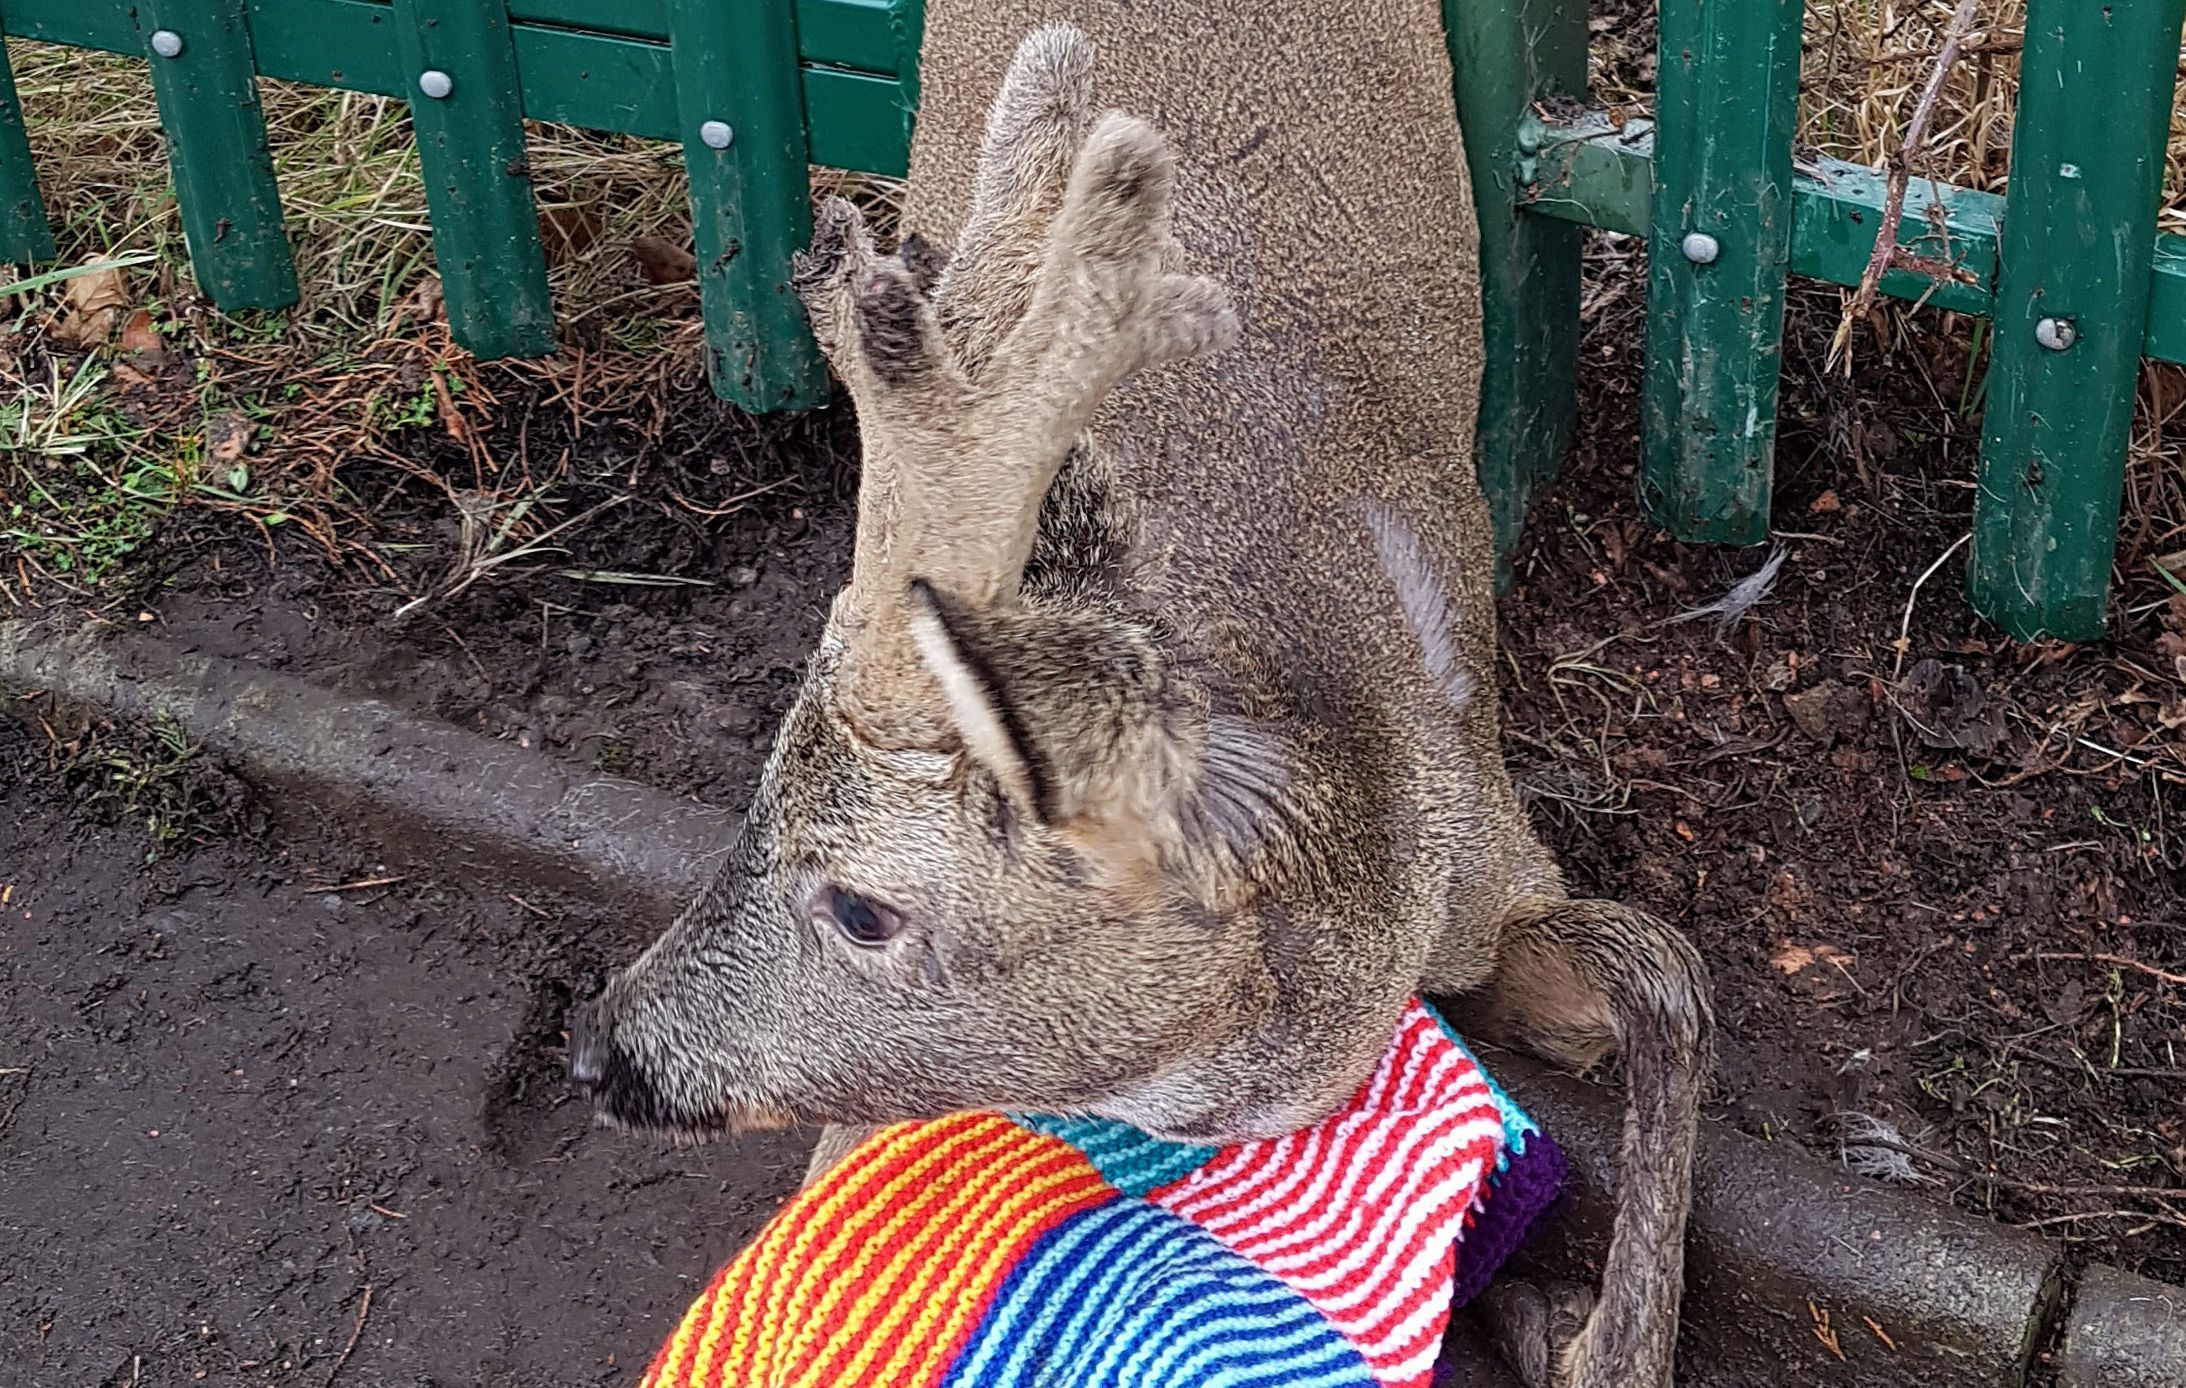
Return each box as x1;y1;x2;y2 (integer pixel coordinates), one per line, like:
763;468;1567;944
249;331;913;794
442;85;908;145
2059;1264;2186;1388
1486;1055;2065;1386
0;616;737;915
6;615;2181;1387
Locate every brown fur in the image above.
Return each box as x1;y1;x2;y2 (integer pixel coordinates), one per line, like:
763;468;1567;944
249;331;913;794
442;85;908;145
571;12;1713;1386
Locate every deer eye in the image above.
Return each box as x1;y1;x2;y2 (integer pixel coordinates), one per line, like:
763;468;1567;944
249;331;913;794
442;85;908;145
816;886;905;946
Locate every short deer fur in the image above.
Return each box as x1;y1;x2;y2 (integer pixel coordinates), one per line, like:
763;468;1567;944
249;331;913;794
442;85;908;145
572;8;1713;1386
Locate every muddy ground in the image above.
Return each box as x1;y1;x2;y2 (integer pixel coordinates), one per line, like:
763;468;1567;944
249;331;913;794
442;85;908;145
0;714;817;1387
3;240;2182;1383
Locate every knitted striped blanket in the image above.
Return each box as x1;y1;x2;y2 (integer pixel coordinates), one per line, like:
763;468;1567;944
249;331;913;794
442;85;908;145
640;998;1565;1388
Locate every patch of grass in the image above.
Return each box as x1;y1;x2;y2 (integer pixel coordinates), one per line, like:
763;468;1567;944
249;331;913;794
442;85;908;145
0;38;901;604
72;716;215;861
1;358;166;585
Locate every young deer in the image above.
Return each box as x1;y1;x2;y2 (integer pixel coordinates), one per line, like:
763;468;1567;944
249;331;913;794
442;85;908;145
570;12;1712;1387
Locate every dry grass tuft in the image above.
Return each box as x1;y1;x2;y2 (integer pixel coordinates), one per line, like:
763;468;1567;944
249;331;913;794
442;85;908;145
1592;0;2183;221
0;40;898;605
4;43;903;345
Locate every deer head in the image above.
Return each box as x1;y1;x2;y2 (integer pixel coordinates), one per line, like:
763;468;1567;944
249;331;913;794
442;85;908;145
569;29;1289;1142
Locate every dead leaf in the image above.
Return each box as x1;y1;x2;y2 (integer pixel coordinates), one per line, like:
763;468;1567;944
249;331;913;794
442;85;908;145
1772;944;1815;974
117;309;165;359
1809;489;1842;513
538;204;604;267
1895;657;2004;752
632;235;698;285
1783;678;1872;744
51;261;131;346
206;413;253;463
388;275;445;335
1772;942;1855;976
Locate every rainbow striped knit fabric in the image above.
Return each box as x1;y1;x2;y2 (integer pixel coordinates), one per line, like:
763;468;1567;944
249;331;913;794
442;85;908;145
639;998;1566;1388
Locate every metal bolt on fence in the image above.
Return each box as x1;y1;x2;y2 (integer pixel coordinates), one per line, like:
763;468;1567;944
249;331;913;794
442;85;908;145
2034;317;2076;351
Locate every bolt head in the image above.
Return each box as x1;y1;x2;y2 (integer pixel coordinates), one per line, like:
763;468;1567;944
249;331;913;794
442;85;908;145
698;120;735;151
149;29;184;58
417;69;453;100
2035;316;2076;351
1680;231;1721;266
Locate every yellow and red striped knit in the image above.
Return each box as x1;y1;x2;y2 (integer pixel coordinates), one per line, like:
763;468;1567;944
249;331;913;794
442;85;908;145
638;1111;1115;1388
634;1001;1568;1388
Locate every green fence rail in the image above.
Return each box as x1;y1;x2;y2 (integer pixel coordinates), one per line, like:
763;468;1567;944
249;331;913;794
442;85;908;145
5;0;2184;639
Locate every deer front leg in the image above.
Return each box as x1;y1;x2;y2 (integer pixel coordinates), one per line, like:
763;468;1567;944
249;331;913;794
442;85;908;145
1442;897;1714;1388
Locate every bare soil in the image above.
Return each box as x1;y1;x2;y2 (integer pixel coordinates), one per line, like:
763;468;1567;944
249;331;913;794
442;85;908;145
2;240;2180;1388
0;717;812;1387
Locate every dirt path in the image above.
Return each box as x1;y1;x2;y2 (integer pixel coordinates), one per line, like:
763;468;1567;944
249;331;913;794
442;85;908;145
0;720;808;1388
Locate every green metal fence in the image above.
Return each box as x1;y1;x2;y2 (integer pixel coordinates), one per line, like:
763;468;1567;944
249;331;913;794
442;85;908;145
4;0;2184;641
0;0;923;410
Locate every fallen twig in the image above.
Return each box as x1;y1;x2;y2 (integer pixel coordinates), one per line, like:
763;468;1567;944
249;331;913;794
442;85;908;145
2018;1208;2186;1235
324;1284;372;1388
2035;952;2186;988
1829;1129;2186;1201
1891;531;1970;680
313;875;407;893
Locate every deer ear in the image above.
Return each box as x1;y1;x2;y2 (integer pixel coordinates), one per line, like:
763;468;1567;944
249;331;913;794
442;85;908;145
904;579;1057;821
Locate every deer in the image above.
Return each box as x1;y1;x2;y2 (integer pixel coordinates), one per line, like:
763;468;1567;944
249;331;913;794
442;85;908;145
567;5;1713;1386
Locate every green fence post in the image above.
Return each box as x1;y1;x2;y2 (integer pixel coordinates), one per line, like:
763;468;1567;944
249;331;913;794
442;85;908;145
1444;0;1587;576
389;0;555;359
1640;0;1804;544
0;31;55;264
669;0;827;411
887;0;923;125
132;0;297;308
1966;0;2186;642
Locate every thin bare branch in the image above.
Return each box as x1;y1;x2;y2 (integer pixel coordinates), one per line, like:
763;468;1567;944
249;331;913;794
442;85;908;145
1830;0;1984;373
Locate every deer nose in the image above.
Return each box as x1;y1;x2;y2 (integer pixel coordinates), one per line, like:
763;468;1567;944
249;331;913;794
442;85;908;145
567;1000;609;1090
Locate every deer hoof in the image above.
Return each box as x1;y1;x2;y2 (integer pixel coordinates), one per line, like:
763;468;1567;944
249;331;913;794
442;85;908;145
1476;1277;1598;1388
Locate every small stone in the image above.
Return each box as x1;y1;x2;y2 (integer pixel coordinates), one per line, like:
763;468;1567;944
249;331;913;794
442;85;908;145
319;894;346;914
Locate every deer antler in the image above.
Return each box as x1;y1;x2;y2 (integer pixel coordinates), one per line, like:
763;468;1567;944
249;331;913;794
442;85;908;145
795;39;1236;746
931;24;1097;378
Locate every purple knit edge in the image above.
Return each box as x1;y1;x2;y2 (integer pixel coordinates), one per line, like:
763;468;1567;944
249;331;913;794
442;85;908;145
1448;1126;1569;1310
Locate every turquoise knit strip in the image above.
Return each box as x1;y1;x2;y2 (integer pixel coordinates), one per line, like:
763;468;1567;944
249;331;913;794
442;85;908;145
1011;1113;1219;1197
